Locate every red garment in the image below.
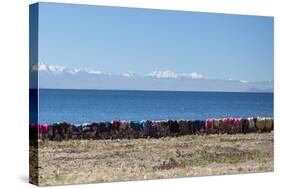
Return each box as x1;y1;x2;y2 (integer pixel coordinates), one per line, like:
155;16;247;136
223;118;242;133
112;120;121;130
205;119;214;135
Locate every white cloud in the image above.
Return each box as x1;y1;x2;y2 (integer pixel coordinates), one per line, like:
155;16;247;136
148;70;204;79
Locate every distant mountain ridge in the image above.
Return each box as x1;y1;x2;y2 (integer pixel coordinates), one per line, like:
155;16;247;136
30;64;273;92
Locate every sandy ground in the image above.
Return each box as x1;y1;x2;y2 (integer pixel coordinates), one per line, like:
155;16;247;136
30;132;274;186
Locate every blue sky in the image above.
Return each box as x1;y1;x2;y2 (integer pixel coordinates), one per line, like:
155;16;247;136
38;2;273;82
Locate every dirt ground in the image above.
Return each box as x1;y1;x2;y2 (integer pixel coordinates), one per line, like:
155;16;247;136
30;132;274;186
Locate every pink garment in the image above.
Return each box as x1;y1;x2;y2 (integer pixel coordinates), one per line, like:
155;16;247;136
222;118;228;132
205;119;214;134
120;120;129;130
30;124;48;134
234;118;242;130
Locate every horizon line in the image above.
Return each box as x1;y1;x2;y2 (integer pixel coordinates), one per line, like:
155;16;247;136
29;87;274;94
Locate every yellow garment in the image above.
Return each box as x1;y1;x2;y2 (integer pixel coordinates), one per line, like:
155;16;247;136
256;118;266;131
265;118;273;131
213;119;220;129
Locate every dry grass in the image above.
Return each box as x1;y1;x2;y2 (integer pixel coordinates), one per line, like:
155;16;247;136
31;132;274;186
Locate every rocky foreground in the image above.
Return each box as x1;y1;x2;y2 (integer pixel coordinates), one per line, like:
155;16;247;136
30;132;273;186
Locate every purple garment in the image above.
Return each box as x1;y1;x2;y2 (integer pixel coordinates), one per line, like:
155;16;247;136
30;124;48;134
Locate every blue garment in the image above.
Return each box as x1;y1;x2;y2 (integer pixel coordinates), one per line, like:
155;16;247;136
130;121;143;131
142;120;150;135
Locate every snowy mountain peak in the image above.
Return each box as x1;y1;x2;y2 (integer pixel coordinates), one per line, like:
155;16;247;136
147;70;204;79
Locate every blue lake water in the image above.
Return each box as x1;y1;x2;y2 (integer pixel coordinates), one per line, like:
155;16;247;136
33;89;273;124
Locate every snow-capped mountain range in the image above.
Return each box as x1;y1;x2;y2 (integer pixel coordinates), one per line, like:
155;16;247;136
30;63;273;92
